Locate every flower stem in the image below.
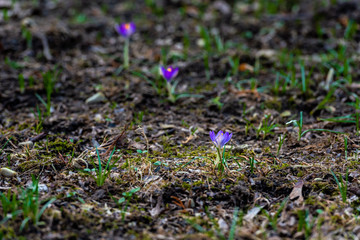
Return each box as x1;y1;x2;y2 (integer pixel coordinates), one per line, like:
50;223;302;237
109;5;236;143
216;147;224;173
166;81;176;103
123;38;130;69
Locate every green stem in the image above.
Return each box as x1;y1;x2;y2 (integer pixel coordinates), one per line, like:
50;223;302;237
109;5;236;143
166;81;176;103
216;147;223;172
124;38;130;69
298;111;303;141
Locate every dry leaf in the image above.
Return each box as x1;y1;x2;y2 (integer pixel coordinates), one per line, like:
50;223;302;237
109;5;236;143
239;63;254;72
289;179;304;205
244;206;264;222
182;135;194;144
339;16;349;27
128;140;146;150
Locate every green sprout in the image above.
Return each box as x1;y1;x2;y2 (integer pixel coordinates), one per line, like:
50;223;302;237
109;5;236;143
0;175;56;232
84;147;119;187
35;67;61;116
18;74;25;94
114;187;141;222
331;168;348;203
277;134;286;156
297;209;316;240
248;156;256;175
262;197;288;231
287;111;303;141
256;114;277;139
0;137;12;155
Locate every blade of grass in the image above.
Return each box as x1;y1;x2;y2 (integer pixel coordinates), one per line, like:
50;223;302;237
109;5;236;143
228;208;239;240
300;129;345;137
0;136;12;155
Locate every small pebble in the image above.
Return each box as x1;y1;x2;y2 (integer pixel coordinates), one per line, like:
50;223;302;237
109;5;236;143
38;183;49;192
94;113;103;122
0;167;17;177
19;141;33;147
86;92;106;104
254;148;262;154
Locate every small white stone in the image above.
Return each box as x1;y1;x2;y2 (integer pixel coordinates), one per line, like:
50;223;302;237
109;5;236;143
38;183;49;192
19;141;33;147
94;113;103;122
196;38;205;47
86;92;106;104
218;218;229;232
0;168;17;177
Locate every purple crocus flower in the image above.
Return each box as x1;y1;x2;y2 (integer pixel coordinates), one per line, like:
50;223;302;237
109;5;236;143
209;130;232;149
115;22;136;38
160;66;179;82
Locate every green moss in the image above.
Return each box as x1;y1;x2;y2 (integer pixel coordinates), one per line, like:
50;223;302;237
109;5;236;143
193;180;204;186
17;123;30;131
46;137;74;153
330;214;342;224
126;229;151;239
271;163;289;170
348;160;360;169
115;178;127;185
182;182;192;191
296;170;304;177
189;82;217;94
236;174;246;181
263;147;271;153
224;185;233;194
264;99;282;111
312;181;332;193
0;225;16;239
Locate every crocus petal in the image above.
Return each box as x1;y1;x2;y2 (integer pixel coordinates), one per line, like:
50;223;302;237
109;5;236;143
160;66;167;77
171;67;179;79
209;131;216;142
220;132;228;148
215;131;224;148
220;133;227;148
228;133;232;143
164;67;174;81
222;132;232;147
224;132;232;147
215;131;223;139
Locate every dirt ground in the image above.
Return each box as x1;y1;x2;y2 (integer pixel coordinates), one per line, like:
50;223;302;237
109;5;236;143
1;0;360;239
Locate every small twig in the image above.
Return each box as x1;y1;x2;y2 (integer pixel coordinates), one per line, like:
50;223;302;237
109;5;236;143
29;132;47;143
38;33;53;61
171;196;186;210
103;125;128;156
6;137;17;149
138;126;151;174
58;152;69;166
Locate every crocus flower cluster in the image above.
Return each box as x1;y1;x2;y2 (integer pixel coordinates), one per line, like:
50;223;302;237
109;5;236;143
209;130;232;173
159;65;180;103
115;23;198;104
115;22;136;69
115;22;136;38
160;66;179;82
209;130;232;150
